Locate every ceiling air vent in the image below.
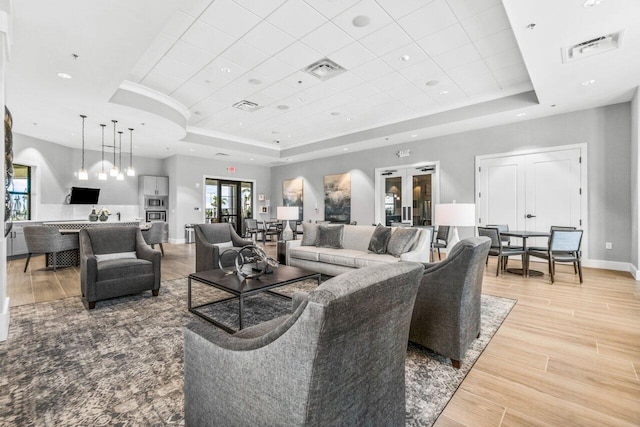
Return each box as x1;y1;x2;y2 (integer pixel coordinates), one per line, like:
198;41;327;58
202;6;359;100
304;58;346;81
215;152;229;156
562;31;623;63
232;100;261;112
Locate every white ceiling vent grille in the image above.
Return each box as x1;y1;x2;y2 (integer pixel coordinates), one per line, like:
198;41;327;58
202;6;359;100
562;31;623;63
232;100;261;112
304;58;346;81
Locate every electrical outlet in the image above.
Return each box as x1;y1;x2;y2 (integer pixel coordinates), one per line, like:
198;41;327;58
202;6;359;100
605;242;612;250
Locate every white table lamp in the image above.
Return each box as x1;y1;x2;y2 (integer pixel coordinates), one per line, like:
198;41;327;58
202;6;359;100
277;206;299;241
435;203;476;249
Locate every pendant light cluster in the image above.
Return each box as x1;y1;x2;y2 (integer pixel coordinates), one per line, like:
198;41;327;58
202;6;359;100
77;114;136;181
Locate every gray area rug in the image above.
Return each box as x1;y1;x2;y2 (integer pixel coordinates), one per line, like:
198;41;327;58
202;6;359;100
0;277;515;426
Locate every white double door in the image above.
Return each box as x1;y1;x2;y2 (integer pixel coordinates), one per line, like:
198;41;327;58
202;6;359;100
476;147;583;248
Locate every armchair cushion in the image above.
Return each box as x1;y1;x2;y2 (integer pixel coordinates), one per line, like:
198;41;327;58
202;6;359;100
316;224;344;249
387;227;419;257
368;224;391;254
94;251;137;263
97;258;153;282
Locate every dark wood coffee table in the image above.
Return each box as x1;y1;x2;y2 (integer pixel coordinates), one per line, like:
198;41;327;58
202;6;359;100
188;264;321;333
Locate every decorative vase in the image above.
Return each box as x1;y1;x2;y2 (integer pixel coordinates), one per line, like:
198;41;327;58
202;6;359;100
99;212;108;222
89;208;98;222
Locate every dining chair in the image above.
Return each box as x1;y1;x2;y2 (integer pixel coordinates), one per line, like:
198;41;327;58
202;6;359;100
431;225;450;260
528;225;577;252
243;218;261;241
486;224;512;247
477;226;526;276
23;226;79;272
528;229;583;284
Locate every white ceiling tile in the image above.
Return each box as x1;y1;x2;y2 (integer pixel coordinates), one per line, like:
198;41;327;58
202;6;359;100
420;76;460;96
445;0;501;21
220;41;270;70
240;70;278;89
416;24;471;58
181;20;236;56
474;29;519;58
253;57;297;81
369;72;408;92
153;56;200;81
179;0;212;17
303;0;361;19
191;98;229;116
164;40;216;70
301;83;340;99
193;57;249;86
397;0;457;40
278;92;319;108
142;71;184;94
233;0;287;18
275;42;323;69
398;58;442;83
375;0;434;20
458;78;500;97
280;70;321;90
491;62;530;87
461;5;510;40
241;22;296;56
359;23;413;56
301;22;354;56
350;58;394;82
400;92;439;111
266;0;326;39
258;82;300;101
200;0;261;38
129;50;163;82
328;42;376;70
245;91;278;107
447;60;494;84
214;81;257;104
161;11;196;39
434;89;468;106
384;82;423;100
341;82;381;99
380;43;430;70
333;0;393;40
321;72;365;92
434;43;481;70
484;48;525;72
147;32;178;56
171;81;216;107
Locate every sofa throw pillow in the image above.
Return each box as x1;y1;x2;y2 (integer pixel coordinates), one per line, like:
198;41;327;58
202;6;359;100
368;224;392;254
95;251;137;263
387;227;419;257
316;224;344;249
301;223;319;246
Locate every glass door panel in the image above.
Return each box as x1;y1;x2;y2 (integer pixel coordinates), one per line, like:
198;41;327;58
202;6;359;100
204;179;253;232
384;175;403;226
410;173;432;226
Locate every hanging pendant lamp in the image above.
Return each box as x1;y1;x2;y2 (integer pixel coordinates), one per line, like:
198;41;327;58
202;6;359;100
110;120;119;177
117;131;124;180
98;124;108;180
78;114;89;180
126;128;135;177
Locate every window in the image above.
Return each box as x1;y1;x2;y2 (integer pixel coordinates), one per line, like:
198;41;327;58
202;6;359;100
9;164;31;220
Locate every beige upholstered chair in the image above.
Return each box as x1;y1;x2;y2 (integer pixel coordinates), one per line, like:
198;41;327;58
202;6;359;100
23;226;79;272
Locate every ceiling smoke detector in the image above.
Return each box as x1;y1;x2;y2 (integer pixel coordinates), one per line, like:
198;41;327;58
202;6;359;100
304;58;346;81
232;100;261;112
562;32;623;63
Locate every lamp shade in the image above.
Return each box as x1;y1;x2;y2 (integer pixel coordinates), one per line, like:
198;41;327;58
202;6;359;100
277;206;299;221
435;203;476;226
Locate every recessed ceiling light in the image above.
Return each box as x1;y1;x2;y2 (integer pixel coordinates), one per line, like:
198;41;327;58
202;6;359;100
297;98;305;103
516;113;526;117
288;134;292;138
439;90;449;95
343;148;349;151
238;122;243;126
426;80;439;86
220;67;231;73
250;158;254;161
277;105;289;110
411;134;418;138
57;72;72;79
331;111;341;116
581;79;596;86
287;158;292;161
352;15;371;28
189;148;195;152
271;130;279;134
583;0;604;7
248;78;262;85
346;117;352;121
400;55;410;61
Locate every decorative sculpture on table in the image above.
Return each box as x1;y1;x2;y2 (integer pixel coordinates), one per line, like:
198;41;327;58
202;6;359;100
218;245;278;278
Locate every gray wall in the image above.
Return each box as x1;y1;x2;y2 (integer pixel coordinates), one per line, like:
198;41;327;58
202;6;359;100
271;103;632;264
631;89;639;273
166;154;271;241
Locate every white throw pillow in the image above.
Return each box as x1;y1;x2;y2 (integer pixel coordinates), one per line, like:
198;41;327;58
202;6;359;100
95;251;137;263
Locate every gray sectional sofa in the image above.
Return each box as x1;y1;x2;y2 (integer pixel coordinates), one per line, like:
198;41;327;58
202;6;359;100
285;224;432;276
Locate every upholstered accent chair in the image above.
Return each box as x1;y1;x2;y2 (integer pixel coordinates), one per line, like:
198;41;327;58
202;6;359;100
194;223;252;272
79;226;161;309
23;225;79;272
141;222;165;256
183;262;425;426
409;236;491;368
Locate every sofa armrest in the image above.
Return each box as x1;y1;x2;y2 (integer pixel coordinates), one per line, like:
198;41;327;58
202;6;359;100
136;230;162;287
79;230;97;301
285;239;302;265
400;227;432;263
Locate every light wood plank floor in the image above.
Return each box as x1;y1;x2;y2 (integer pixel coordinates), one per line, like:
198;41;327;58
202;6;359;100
6;243;640;426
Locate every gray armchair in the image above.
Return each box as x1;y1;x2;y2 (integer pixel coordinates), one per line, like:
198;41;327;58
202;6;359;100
141;222;165;256
183;262;425;426
194;223;253;272
409;236;491;368
23;225;79;272
80;226;161;309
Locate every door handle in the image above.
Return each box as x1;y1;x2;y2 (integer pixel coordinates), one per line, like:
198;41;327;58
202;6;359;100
526;214;536;218
402;207;407;221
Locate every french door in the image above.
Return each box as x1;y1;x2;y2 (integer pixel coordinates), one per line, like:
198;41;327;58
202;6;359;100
205;179;253;234
476;146;584;248
375;163;439;226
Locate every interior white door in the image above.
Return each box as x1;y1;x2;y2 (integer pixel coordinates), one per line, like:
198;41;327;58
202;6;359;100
477;148;582;247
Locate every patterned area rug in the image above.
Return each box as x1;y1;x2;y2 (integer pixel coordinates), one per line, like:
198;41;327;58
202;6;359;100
0;277;515;426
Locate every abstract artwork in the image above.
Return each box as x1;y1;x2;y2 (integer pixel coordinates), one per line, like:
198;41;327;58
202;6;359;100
282;178;303;220
324;173;350;223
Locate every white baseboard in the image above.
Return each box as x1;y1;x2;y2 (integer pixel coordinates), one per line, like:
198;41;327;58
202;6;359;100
169;238;186;244
582;258;639;279
629;263;640;280
0;297;9;342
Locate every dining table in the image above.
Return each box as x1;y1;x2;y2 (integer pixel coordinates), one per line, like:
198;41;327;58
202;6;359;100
500;230;550;277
